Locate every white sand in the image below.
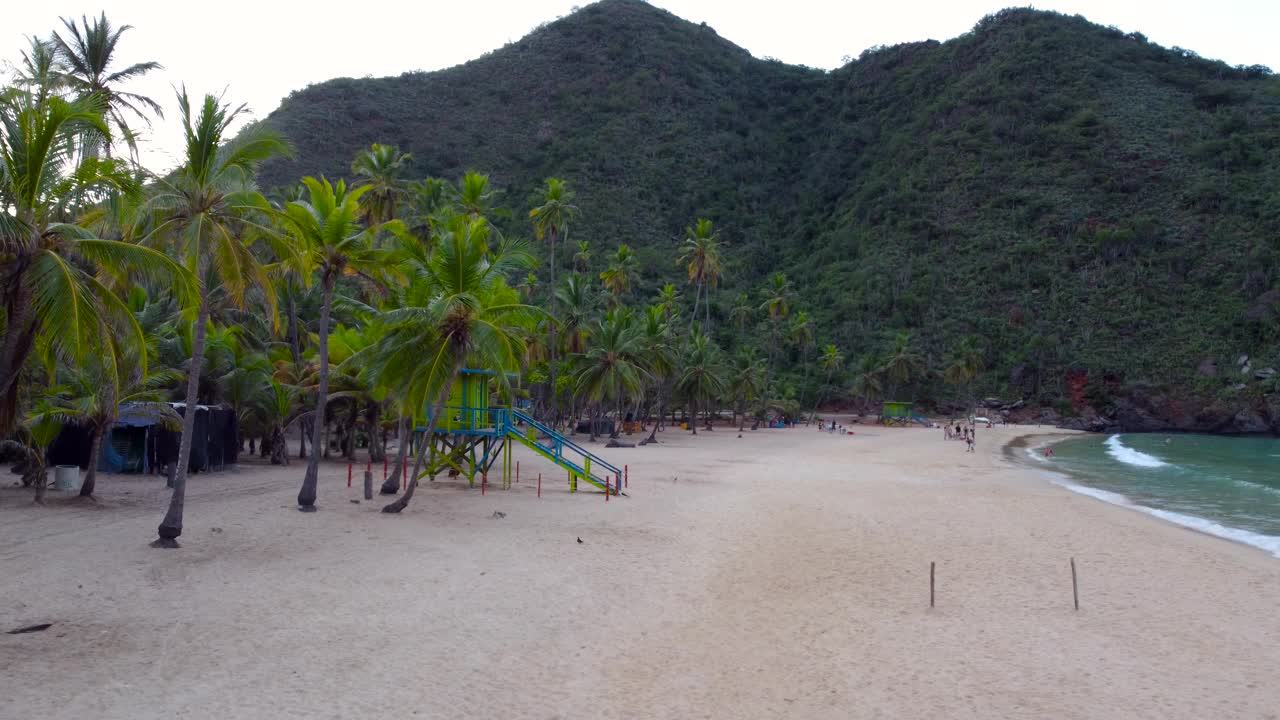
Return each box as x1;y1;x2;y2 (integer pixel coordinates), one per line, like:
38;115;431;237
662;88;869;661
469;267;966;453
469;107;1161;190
3;423;1280;719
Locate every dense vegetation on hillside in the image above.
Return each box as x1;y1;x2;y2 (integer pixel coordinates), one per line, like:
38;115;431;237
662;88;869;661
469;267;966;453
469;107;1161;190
261;0;1280;427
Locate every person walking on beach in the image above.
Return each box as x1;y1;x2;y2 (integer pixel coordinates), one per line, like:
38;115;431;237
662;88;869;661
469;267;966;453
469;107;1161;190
966;432;975;453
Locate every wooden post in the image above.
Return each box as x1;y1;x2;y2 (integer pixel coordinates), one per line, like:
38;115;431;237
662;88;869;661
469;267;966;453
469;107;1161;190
930;561;935;608
1071;557;1079;611
482;472;487;496
605;476;610;502
537;473;542;498
363;470;373;500
625;464;628;489
347;462;352;488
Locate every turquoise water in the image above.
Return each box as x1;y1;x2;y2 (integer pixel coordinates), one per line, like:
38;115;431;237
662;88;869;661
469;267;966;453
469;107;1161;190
1019;433;1280;557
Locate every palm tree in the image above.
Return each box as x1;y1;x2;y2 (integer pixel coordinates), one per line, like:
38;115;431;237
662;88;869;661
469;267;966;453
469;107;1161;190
16;37;63;101
654;283;681;321
1;406;64;504
599;243;638;304
678;218;725;331
728;292;754;330
282;176;395;512
728;350;767;431
52;13;163;159
880;332;924;400
788;311;815;418
944;336;985;412
675;331;725;436
555;274;597;355
41;350;181;496
639;305;677;444
363;215;537;512
850;355;884;412
260;378;302;465
530;178;578;425
573;240;592;271
809;344;845;423
143;89;289;547
758;272;793;389
572;309;648;440
351;143;412;226
0;89;190;435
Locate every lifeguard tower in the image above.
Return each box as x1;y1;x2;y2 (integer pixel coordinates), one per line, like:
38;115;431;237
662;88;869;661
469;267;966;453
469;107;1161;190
413;368;621;494
880;401;913;426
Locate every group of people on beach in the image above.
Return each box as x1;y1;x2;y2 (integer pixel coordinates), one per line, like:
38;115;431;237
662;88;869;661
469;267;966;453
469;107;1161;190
944;422;976;452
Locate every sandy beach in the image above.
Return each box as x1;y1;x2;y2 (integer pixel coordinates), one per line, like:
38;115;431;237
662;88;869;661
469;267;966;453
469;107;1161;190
3;423;1279;719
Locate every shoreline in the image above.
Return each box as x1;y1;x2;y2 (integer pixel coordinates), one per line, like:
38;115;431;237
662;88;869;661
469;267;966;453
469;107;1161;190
1001;430;1280;560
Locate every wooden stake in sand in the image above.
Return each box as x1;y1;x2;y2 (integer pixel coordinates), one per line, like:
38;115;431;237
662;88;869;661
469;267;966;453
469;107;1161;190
516;461;520;484
363;470;373;500
537;473;542;498
482;473;487;496
625;464;628;489
347;462;352;488
1071;557;1079;611
930;561;936;608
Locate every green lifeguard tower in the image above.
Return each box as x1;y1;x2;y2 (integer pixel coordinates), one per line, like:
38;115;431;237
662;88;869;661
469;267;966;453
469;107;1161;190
413;368;621;494
880;401;913;426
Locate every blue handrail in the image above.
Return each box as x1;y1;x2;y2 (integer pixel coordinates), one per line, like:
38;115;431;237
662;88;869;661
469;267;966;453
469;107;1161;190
510;409;621;478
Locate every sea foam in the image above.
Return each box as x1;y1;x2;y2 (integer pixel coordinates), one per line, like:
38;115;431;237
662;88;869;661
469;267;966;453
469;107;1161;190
1051;478;1280;559
1104;434;1169;468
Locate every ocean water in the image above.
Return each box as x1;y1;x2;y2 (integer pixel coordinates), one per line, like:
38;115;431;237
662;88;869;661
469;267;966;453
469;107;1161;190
1018;433;1280;558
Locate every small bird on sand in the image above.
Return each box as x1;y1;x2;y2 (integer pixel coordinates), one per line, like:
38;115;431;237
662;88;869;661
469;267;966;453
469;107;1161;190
577;537;584;544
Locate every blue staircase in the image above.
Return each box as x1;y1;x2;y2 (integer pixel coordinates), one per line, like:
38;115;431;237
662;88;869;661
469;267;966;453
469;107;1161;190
502;409;622;494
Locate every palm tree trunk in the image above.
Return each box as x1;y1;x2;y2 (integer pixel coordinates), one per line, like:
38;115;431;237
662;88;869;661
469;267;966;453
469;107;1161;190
704;281;711;331
689;280;701;334
298;272;335;511
644;397;662;444
80;424;104;497
547;228;558;428
154;295;210;547
689;401;697;435
383;367;458;513
368;402;386;463
381;413;408;495
270;427;289;465
808;370;833;424
0;266;35;436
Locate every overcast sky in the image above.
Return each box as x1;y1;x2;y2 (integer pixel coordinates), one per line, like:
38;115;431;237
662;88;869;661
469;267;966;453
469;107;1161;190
4;0;1276;173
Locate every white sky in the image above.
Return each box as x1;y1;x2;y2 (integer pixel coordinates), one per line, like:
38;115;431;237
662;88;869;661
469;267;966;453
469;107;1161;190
4;0;1276;174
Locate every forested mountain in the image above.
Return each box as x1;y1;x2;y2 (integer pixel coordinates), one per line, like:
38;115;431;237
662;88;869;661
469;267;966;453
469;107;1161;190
259;0;1280;432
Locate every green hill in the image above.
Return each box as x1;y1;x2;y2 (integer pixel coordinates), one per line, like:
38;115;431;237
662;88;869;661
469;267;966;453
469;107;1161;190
259;0;1280;432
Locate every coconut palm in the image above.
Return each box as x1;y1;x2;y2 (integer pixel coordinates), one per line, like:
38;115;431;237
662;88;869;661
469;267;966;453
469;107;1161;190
573;240;592;271
530;178;577;424
0;89;190;435
142;89;289;547
1;406;64;504
599;243;638;304
678;218;725;331
944;336;985;411
758;272;793;388
850;355;883;411
52;13;163;159
572;309;648;440
15;37;63;101
728;292;754;330
788;310;815;416
281;176;397;511
675;330;725;436
881;332;925;400
362;215;537;513
351;143;412;226
809;344;845;423
654;283;681;321
728;350;767;431
555;274;598;355
639;305;677;444
39;347;180;496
